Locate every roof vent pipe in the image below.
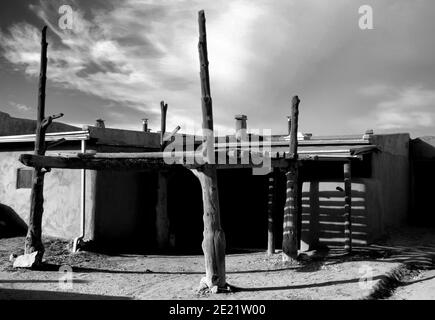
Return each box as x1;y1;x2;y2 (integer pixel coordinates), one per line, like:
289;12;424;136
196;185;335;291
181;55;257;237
142;118;149;132
235;114;248;141
95;119;105;128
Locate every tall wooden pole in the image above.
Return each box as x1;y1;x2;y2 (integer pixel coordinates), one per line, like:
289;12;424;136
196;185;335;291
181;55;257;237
344;161;352;253
156;101;170;249
24;26;49;264
21;27;44;264
160;101;168;147
288;96;299;160
35;27;48;157
193;10;226;291
19;26;63;267
282;96;301;261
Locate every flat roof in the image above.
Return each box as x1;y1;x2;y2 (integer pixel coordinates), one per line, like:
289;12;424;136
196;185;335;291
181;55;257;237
0;130;90;143
0;126;161;149
0;128;380;159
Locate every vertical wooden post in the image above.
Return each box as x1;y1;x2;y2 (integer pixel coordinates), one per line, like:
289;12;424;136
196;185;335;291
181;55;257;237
160;101;168;147
267;168;279;255
156;101;170;249
23;26;63;265
193;10;226;291
282;96;301;261
288;96;299;160
87;170;98;242
142;118;149;132
296;174;303;250
344;161;352;253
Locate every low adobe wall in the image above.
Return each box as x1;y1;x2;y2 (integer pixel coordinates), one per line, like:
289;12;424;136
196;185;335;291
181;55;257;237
0;150;94;239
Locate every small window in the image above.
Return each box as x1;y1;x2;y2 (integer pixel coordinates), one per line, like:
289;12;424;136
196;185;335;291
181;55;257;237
16;168;33;189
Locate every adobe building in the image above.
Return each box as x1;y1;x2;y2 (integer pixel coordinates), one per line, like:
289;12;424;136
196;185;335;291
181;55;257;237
0;111;419;253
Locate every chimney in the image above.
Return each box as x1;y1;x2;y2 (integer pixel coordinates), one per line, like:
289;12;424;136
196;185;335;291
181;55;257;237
235;114;248;141
142;118;149;132
363;129;374;139
95;119;105;128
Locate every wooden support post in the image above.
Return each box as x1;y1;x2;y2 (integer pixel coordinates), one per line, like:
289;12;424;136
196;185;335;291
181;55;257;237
288;96;299;160
22;26;63;266
193;10;226;291
282;165;300;260
87;170;98;242
282;96;301;262
155;101;170;250
267;168;279;255
344;161;352;253
160;101;168;148
296;174;303;250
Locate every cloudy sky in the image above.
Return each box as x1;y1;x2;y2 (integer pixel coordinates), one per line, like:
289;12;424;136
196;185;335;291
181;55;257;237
0;0;434;137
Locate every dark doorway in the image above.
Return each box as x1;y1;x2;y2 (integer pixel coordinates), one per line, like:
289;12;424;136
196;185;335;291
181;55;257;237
168;168;204;254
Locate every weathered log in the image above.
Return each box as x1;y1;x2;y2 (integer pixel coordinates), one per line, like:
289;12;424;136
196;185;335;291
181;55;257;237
282;163;300;260
194;10;226;291
282;96;301;262
344;161;352;253
155;100;171;250
19;152;275;171
288;96;300;160
191;166;226;289
23;26;49;266
163;126;181;143
20;153;169;170
160;101;168;148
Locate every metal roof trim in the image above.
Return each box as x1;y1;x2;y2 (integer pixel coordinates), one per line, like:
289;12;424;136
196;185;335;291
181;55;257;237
0;130;90;144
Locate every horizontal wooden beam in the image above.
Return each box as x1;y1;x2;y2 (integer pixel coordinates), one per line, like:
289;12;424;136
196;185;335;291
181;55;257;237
19;153;286;171
19;154;169;171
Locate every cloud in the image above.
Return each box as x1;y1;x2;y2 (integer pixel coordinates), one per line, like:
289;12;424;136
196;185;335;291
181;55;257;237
9;101;31;112
1;0;435;137
0;0;266;133
356;85;435;130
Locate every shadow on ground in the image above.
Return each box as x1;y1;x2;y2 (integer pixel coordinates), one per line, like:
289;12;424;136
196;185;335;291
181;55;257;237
0;288;131;300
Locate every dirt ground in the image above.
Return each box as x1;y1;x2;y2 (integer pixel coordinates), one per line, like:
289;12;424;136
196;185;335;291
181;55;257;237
0;227;434;300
